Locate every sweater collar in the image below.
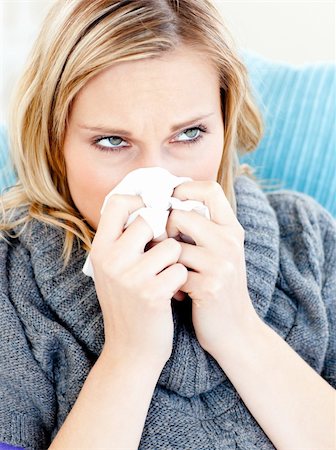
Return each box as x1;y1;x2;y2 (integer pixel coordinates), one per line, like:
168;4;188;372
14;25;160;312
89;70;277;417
19;175;280;397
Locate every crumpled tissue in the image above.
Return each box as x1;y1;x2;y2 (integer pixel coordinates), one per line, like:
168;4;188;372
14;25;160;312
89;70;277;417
83;166;210;279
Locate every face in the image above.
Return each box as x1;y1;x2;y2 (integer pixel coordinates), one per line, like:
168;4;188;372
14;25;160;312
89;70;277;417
63;45;225;230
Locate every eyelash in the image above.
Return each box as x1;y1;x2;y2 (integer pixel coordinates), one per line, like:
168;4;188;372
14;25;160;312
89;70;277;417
91;124;208;153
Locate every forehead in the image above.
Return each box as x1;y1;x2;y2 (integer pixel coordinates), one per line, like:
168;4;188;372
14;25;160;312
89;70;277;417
72;46;220;115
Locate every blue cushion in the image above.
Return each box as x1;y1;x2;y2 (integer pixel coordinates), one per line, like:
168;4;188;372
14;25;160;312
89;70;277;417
0;124;16;194
1;52;335;217
240;50;336;217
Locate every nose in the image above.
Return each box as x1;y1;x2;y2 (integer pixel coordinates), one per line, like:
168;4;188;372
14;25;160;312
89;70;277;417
137;146;165;170
130;144;180;176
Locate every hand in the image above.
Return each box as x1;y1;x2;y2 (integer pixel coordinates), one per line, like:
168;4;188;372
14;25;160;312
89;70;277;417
90;194;188;369
166;181;258;360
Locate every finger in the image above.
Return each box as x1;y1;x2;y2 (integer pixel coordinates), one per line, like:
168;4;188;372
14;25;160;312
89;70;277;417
176;241;208;272
177;270;199;299
166;209;221;248
172;180;236;227
116;214;155;253
136;238;183;277
93;194;148;250
172;290;187;301
154;263;188;300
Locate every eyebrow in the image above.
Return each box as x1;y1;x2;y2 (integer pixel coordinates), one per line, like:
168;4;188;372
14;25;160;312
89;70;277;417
77;113;215;136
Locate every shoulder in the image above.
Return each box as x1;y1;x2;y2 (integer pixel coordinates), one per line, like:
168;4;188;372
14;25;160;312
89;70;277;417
262;190;336;389
267;189;336;284
267;189;335;243
0;209;69;303
1;205;65;253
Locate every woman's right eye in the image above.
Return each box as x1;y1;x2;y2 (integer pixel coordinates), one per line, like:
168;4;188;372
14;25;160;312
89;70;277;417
92;136;127;152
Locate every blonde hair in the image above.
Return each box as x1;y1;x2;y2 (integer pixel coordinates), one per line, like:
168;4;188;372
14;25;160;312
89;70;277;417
1;0;264;266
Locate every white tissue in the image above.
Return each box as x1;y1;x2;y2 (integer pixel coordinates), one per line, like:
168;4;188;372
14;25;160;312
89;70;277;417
83;167;210;279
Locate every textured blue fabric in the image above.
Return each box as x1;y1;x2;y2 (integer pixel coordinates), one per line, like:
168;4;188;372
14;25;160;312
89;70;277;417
0;124;15;194
240;50;336;217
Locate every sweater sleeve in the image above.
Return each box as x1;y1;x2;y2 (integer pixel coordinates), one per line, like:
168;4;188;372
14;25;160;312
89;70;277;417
0;239;56;450
319;207;336;389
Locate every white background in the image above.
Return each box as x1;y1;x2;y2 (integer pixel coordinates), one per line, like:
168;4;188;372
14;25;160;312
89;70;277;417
0;0;335;122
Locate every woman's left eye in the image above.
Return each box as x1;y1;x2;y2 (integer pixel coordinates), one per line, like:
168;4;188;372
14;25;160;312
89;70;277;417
175;126;206;144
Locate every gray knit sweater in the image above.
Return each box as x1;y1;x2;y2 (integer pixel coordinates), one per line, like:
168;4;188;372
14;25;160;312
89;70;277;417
0;175;335;450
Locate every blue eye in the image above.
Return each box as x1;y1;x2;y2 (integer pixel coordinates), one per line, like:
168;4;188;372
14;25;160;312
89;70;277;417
92;124;208;153
175;127;203;143
92;136;126;152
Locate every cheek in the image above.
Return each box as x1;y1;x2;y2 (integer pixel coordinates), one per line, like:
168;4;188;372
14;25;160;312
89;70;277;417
193;139;223;181
207;150;223;179
64;142;119;229
210;134;225;178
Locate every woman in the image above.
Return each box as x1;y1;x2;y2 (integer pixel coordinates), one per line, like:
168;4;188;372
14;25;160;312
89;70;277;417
0;0;335;449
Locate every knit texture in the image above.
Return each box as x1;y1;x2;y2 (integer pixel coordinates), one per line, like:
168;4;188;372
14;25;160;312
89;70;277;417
0;175;335;449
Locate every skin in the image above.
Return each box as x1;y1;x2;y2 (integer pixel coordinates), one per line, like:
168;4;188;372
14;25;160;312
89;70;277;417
64;43;254;333
63;45;225;230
